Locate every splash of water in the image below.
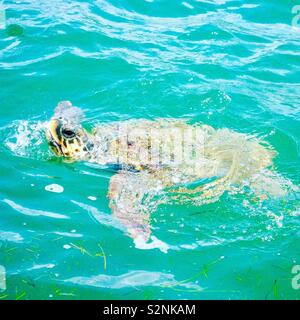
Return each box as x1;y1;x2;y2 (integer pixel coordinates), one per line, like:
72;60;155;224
2;120;51;160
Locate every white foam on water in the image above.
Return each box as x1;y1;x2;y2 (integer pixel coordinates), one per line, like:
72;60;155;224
87;196;97;201
0;265;6;291
182;1;194;9
53;231;82;238
196;239;221;247
241;4;260;9
4;120;49;159
45;184;64;193
0;230;23;243
180;243;198;250
267;211;284;228
134;235;170;253
29;263;55;270
2;199;69;219
0;2;6;30
290;208;300;217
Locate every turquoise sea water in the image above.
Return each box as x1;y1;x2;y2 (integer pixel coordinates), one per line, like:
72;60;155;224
1;0;300;300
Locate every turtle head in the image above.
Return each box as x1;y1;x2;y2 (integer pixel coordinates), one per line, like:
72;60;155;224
46;101;93;159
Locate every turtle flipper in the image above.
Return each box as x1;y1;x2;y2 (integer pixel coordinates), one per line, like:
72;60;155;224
248;169;296;199
108;171;163;241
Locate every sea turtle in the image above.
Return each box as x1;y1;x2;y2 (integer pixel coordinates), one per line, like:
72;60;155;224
46;101;288;241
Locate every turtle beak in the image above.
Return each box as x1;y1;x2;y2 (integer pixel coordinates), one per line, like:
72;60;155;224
46;119;64;156
48;119;60;140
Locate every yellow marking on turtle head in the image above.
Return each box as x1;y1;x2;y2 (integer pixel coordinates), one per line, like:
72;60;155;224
46;118;92;159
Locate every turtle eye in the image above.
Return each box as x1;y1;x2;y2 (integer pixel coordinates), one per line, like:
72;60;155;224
61;128;76;138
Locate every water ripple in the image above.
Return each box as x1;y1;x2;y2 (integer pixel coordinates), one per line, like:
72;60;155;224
65;270;203;291
2;199;69;219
